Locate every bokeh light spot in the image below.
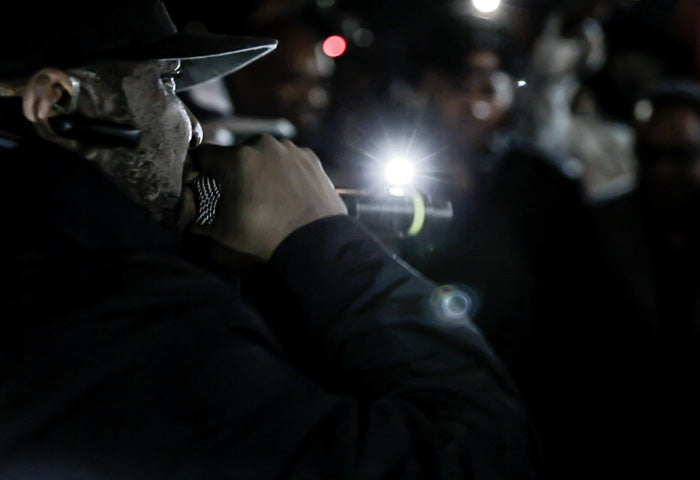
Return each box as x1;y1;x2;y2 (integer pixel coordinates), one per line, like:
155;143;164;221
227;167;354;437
322;35;347;58
634;99;654;123
471;100;493;120
353;28;374;47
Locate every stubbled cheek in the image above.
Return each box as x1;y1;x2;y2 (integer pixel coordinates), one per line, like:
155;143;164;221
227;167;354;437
113;71;189;213
140;101;191;193
131;96;189;159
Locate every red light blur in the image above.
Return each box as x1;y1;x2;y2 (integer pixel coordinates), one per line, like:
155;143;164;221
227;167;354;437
322;35;347;58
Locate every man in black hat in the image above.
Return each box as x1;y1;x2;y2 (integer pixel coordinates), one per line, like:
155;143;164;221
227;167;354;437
0;2;540;478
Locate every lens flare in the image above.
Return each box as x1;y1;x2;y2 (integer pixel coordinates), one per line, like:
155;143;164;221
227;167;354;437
472;0;501;13
385;158;415;186
388;186;406;197
431;285;478;320
441;290;471;319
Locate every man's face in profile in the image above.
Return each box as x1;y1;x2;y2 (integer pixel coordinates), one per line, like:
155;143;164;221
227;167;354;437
74;59;201;228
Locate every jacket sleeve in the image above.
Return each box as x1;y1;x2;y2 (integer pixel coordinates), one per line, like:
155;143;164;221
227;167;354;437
251;215;541;479
1;217;540;480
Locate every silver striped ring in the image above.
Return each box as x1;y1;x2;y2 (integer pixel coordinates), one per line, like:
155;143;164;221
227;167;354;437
193;176;221;226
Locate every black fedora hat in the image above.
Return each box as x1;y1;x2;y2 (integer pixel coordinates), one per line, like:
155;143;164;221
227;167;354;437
0;1;277;91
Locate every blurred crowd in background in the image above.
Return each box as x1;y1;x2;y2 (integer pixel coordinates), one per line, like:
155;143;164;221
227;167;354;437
167;0;698;477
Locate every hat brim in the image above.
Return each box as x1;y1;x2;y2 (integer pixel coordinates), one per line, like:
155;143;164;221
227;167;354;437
122;32;278;91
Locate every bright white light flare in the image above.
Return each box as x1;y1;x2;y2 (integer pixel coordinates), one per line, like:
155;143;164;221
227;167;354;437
385;158;415;186
472;0;501;14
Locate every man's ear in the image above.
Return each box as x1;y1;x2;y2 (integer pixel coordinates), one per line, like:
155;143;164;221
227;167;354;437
21;68;79;123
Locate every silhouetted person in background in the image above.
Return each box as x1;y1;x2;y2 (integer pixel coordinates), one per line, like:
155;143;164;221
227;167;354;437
405;5;651;479
590;79;700;477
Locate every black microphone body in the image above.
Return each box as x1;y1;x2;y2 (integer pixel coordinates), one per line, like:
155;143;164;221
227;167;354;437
49;114;141;148
338;188;453;239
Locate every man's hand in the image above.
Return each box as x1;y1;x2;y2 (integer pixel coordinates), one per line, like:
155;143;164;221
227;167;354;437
186;135;348;261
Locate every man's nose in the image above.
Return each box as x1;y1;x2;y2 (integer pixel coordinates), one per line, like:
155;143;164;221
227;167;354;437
186;105;203;149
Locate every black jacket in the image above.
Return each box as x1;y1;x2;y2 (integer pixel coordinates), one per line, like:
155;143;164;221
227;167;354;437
0;134;540;479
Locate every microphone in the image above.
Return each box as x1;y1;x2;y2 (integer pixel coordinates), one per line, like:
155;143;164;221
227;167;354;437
49;114;141;148
337;188;453;238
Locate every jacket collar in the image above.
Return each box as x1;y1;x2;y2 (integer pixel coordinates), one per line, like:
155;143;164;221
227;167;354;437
1;130;181;255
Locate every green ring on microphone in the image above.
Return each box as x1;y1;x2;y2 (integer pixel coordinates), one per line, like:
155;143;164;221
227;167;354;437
407;187;426;237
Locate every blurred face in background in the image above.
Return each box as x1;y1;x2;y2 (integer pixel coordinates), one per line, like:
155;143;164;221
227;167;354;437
636;103;700;223
418;49;513;152
227;22;332;142
412;48;514;195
